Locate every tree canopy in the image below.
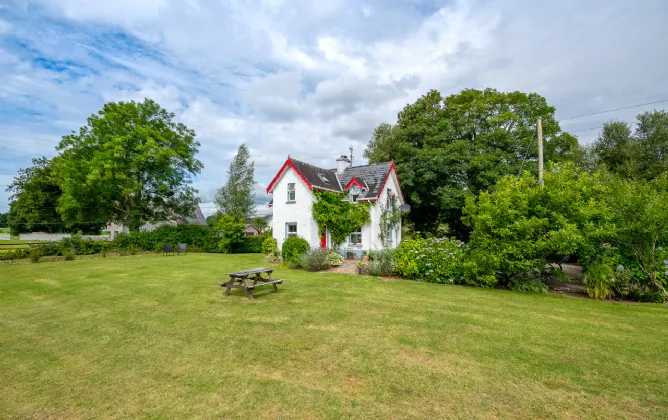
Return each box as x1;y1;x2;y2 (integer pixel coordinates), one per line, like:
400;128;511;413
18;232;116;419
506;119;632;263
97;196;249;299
593;110;668;180
364;88;580;237
56;99;203;232
215;144;256;221
6;157;103;235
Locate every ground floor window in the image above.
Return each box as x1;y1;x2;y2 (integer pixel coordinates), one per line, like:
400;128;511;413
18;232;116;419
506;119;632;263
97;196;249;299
350;228;362;245
286;222;298;237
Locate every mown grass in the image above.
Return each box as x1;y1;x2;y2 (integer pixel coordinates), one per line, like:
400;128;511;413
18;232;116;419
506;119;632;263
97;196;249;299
1;254;667;419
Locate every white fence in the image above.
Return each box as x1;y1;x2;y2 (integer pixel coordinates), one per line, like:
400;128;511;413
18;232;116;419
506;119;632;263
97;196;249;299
17;233;110;242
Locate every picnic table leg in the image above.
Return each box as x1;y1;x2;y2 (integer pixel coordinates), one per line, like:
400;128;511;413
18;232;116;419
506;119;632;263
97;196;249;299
224;277;235;296
268;271;279;292
243;278;255;301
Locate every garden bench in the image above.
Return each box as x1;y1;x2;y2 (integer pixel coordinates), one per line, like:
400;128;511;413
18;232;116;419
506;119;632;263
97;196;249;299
220;267;283;301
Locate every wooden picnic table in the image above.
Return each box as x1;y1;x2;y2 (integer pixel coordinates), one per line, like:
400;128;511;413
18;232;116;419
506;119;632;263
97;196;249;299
220;267;283;301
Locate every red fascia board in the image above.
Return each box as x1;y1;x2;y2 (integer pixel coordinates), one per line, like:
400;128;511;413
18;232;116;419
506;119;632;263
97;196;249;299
344;176;365;191
378;161;405;203
266;158;313;193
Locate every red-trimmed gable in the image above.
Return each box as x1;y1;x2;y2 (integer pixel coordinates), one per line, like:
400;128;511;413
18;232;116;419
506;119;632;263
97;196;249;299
266;157;313;194
377;161;404;203
344;176;365;191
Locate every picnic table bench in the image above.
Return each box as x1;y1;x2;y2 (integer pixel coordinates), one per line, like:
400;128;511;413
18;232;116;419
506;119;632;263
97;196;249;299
220;267;283;301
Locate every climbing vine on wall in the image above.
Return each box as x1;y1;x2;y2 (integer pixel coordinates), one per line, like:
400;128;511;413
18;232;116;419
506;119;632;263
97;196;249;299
379;201;402;246
312;190;371;245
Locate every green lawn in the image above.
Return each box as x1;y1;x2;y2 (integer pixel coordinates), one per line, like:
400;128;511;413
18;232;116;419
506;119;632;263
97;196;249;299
1;254;667;419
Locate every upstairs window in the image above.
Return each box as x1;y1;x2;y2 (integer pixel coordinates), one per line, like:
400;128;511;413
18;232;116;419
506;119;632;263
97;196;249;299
287;183;296;202
386;188;393;209
350;185;360;203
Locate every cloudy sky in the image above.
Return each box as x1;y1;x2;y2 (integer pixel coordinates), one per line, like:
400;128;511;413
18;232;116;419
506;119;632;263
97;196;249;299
1;0;667;216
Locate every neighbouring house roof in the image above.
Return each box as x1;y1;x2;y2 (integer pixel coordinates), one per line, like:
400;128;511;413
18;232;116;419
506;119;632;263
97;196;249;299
106;204;207;230
183;204;207;226
266;157;402;201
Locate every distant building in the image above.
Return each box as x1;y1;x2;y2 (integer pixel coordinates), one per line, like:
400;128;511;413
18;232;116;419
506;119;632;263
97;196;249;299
107;204;207;240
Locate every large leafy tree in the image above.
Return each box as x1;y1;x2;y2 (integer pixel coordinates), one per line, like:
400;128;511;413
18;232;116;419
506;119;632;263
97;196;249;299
56;99;203;232
593;110;668;180
215;144;256;221
364;88;580;237
6;157;103;234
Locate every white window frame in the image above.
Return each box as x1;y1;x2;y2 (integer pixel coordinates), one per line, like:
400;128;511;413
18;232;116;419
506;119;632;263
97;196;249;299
287;183;296;202
350;185;360;203
386;188;393;209
349;228;362;246
286;222;298;237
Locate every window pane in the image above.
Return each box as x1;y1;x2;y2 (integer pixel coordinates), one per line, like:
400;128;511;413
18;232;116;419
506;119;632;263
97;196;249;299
288;183;295;191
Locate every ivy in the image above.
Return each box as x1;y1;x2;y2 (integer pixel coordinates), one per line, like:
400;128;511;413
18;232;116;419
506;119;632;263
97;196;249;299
312;190;371;245
379;201;402;246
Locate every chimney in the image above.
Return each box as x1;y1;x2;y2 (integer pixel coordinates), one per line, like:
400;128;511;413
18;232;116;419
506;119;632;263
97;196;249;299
336;155;351;173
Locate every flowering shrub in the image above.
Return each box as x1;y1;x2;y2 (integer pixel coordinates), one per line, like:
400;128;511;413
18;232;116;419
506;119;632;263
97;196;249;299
369;249;395;277
326;252;344;266
394;237;467;284
300;248;330;272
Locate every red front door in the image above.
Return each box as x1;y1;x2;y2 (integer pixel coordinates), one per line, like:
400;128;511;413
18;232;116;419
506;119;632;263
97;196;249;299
321;228;327;248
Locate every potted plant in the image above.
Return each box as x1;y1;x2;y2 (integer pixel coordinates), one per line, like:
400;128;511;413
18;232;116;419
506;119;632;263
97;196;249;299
361;250;369;261
356;260;369;275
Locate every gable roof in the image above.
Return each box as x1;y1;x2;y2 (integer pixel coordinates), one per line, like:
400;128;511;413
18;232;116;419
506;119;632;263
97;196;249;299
183;204;207;226
337;162;394;200
267;156;402;201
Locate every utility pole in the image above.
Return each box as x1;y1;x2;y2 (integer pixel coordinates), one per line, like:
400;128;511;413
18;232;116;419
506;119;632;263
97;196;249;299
537;118;544;186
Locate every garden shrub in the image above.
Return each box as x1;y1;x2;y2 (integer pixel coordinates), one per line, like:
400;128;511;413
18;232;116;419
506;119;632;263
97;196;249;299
369;249;395;277
463;164;614;287
29;246;43;263
584;259;615;300
300;248;331;272
326;252;344;267
281;236;310;266
0;249;29;261
262;236;278;256
112;224;219;253
508;278;548;293
394;237;467;284
230;236;264;253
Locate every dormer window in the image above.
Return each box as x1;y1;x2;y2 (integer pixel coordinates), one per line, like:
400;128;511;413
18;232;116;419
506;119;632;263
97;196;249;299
350;185;361;203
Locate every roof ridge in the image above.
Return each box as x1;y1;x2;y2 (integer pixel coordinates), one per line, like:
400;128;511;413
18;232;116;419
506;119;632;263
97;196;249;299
290;157;335;173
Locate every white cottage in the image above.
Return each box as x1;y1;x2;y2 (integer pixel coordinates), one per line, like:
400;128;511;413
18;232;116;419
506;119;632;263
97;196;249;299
266;155;404;253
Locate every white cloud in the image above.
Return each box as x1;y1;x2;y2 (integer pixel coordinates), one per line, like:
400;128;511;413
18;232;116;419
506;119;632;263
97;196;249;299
1;0;668;214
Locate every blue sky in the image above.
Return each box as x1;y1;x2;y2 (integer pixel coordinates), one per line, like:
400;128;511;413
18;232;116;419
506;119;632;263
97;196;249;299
1;0;667;216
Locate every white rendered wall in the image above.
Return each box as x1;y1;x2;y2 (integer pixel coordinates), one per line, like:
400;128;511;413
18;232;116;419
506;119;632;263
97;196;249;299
271;167;320;250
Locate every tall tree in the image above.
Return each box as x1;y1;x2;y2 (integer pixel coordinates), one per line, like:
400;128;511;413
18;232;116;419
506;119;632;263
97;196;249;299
365;88;580;237
6;157;102;234
215;144;256;221
56;99;203;232
593;110;668;180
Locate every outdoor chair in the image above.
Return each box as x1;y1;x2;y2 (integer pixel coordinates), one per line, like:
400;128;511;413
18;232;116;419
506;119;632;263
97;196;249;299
177;243;187;255
162;243;175;256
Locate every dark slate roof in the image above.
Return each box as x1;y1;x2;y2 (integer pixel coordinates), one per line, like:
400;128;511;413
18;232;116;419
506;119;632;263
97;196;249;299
183;204;207;226
287;158;393;199
337;162;393;199
290;158;341;191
